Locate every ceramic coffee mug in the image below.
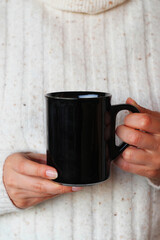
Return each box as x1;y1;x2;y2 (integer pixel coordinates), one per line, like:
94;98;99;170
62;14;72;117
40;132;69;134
45;91;139;186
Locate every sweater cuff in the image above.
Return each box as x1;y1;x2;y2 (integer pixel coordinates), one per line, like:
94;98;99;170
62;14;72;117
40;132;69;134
44;0;127;14
0;151;22;215
146;177;160;190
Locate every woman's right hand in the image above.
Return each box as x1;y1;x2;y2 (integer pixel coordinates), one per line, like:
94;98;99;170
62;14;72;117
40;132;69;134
3;152;82;209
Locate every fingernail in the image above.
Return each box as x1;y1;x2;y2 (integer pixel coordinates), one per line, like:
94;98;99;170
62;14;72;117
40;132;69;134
46;170;58;179
72;187;83;192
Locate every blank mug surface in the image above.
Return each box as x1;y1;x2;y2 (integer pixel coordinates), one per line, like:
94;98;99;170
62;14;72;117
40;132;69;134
45;91;139;186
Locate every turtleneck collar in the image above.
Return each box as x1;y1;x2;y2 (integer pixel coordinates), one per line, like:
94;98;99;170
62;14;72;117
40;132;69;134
44;0;127;14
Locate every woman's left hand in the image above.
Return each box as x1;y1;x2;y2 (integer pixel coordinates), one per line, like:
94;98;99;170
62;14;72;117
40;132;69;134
114;98;160;183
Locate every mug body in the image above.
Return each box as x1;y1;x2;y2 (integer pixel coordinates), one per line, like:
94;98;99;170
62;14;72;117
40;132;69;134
46;91;112;186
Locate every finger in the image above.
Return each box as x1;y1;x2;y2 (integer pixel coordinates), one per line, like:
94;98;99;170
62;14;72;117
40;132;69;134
9;172;82;195
114;157;159;179
124;113;160;134
25;152;47;163
30;158;46;165
21;152;46;164
126;98;160;118
12;155;58;179
116;125;159;151
121;146;151;165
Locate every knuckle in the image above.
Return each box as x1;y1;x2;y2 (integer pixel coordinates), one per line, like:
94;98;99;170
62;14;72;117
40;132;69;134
122;149;132;160
58;186;69;195
124;114;132;124
129;132;141;146
58;186;65;195
18;161;26;174
36;165;42;177
4;154;16;167
140;114;151;129
32;182;45;193
36;165;47;177
9;153;20;161
4;153;22;169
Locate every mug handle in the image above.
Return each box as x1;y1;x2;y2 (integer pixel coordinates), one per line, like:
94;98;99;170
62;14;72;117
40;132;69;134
110;104;139;160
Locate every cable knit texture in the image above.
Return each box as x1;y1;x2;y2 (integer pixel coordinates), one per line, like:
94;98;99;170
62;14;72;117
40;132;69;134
0;0;160;239
44;0;127;14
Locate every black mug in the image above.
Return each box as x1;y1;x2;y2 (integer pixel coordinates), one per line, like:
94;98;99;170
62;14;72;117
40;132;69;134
45;91;139;186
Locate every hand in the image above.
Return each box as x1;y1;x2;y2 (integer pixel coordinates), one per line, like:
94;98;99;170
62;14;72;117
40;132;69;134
3;152;82;209
114;98;160;182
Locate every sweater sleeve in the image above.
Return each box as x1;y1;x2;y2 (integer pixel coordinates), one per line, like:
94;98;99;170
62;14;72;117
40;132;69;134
0;151;22;216
146;177;160;190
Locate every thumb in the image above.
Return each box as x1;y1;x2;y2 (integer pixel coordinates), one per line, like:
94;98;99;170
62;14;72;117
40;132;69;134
126;97;160;117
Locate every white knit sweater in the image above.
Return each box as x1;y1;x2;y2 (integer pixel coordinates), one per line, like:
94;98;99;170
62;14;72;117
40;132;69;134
0;0;160;239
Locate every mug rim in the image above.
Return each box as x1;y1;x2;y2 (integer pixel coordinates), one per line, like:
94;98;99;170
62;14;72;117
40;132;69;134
45;91;112;100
